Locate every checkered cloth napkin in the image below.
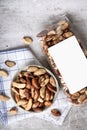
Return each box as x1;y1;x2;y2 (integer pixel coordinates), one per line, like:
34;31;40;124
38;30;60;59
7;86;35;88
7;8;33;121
0;48;71;125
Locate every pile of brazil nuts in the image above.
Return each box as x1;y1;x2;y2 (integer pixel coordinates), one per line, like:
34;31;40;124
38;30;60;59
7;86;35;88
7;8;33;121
37;20;87;105
11;66;57;112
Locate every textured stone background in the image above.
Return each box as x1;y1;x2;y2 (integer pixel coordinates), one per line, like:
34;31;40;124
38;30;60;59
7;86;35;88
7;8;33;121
0;0;87;130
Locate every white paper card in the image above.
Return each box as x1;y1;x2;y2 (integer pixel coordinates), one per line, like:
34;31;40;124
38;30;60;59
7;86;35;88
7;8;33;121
48;36;87;94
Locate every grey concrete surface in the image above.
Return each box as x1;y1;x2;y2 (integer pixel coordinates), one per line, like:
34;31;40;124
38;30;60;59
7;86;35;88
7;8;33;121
0;0;87;130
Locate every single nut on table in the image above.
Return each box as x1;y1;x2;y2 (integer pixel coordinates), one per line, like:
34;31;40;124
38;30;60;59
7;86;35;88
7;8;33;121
0;69;8;78
5;60;16;67
8;107;18;115
22;36;33;44
51;109;61;117
11;65;58;112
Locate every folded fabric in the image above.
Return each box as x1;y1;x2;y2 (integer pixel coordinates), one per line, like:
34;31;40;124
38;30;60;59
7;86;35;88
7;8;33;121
0;48;71;125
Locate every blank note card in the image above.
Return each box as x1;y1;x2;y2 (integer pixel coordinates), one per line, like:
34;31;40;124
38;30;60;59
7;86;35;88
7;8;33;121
48;36;87;94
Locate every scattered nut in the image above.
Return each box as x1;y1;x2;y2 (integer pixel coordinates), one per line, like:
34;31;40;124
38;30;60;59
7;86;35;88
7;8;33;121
51;109;61;117
5;60;16;67
8;107;18;115
22;36;33;44
0;69;8;78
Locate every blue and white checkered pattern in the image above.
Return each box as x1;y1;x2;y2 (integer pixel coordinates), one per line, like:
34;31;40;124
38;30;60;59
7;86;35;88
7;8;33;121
0;48;71;125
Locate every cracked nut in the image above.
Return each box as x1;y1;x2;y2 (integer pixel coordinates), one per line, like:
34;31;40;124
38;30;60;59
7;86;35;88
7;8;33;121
0;69;8;78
